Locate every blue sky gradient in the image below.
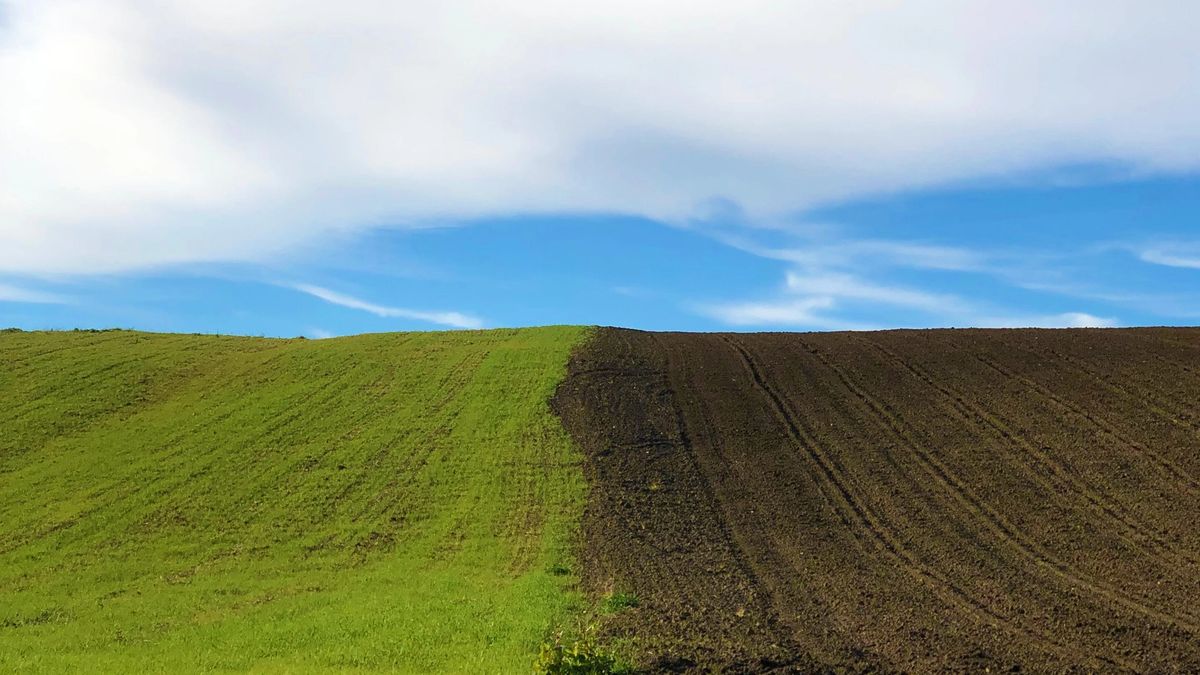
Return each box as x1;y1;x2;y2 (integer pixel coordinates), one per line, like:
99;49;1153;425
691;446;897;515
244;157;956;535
4;171;1197;336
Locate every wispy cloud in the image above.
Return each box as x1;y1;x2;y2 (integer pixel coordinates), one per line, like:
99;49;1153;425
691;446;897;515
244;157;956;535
700;296;852;329
0;283;68;304
688;210;1199;330
975;312;1118;329
757;240;987;273
695;232;989;329
697;270;942;330
1138;246;1200;270
697;267;1119;331
291;283;483;329
784;272;970;314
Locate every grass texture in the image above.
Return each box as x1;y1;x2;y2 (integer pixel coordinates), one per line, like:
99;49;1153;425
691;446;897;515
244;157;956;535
0;327;588;672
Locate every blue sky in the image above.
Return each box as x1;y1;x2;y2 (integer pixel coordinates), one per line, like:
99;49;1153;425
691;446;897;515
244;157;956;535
2;2;1199;336
4;173;1198;336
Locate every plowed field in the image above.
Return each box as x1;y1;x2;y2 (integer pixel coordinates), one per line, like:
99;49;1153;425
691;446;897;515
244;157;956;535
552;327;1200;673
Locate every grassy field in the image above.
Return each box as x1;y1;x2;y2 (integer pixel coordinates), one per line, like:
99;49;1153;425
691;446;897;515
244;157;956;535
0;327;588;672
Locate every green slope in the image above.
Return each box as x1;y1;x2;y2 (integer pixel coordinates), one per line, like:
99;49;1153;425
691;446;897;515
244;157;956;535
0;327;588;672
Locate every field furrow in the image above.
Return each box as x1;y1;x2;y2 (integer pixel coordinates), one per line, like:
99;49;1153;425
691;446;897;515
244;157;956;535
555;327;1200;672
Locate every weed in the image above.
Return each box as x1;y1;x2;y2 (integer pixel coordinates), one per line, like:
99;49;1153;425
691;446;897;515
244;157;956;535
535;625;627;674
602;591;640;613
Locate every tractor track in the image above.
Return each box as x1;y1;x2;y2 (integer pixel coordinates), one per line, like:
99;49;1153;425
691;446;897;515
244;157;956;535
553;327;1200;673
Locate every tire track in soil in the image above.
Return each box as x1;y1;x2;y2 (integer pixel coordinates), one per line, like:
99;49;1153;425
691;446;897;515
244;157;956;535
751;336;1181;667
1125;331;1200;380
859;335;1187;542
718;336;1119;670
819;334;1200;631
952;340;1200;557
1048;335;1200;426
1035;344;1200;446
688;336;1001;671
651;334;814;671
554;328;1200;672
553;330;819;672
968;333;1200;491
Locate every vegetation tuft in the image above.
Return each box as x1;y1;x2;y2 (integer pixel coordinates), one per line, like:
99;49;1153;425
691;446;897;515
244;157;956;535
602;591;641;613
535;624;629;674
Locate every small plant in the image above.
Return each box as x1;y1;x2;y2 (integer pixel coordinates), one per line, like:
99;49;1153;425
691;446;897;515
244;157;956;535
548;562;572;576
601;591;639;613
534;625;622;674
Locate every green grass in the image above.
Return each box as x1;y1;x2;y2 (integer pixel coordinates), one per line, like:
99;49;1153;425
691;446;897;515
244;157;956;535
600;592;639;614
0;327;589;672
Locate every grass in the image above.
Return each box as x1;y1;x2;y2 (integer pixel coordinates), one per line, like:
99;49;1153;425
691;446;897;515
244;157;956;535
600;592;640;614
0;327;589;672
534;624;629;674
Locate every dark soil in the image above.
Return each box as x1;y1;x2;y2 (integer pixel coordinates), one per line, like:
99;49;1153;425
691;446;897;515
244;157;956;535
551;327;1200;673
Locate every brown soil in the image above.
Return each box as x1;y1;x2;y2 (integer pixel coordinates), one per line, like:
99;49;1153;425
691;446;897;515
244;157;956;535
551;327;1200;673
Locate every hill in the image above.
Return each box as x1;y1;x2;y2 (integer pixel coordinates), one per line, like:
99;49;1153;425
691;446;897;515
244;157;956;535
7;325;1200;673
553;327;1200;673
0;327;587;672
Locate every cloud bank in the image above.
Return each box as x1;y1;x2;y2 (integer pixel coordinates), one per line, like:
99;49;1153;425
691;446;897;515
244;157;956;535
3;1;1200;275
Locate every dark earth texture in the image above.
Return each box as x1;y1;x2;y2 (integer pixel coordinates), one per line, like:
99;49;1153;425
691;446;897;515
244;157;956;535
551;327;1200;673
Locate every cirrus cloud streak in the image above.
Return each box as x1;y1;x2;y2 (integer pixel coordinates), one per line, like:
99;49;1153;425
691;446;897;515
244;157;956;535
291;283;483;329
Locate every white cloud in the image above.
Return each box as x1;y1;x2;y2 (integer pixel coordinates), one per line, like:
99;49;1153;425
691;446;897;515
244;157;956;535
784;271;970;314
731;239;988;273
3;1;1200;275
699;270;950;330
701;296;844;328
0;283;68;304
977;312;1118;329
1139;247;1200;270
699;268;1120;330
292;283;483;329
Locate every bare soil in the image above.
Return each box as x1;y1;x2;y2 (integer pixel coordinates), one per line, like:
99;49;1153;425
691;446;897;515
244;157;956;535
551;327;1200;673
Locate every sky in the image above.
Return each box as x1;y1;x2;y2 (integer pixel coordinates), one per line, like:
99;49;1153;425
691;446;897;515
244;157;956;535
2;1;1199;336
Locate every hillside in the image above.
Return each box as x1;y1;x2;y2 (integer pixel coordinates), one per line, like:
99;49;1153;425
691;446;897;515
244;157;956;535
0;327;587;672
6;325;1200;673
554;327;1200;673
